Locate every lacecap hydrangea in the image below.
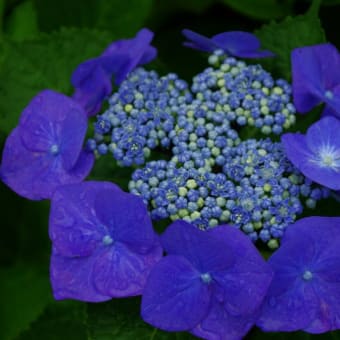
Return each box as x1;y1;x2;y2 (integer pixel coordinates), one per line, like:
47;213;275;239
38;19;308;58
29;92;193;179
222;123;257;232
2;26;340;339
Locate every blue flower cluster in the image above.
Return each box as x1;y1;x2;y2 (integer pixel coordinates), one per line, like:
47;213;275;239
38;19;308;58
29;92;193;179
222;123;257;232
171;102;240;169
84;36;331;249
192;51;296;135
87;68;191;166
129;138;329;248
88;51;296;168
3;26;340;339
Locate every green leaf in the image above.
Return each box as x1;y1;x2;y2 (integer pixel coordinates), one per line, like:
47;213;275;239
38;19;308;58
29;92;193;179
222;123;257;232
16;301;87;340
0;184;52;340
0;263;53;340
0;182;51;265
86;298;197;340
4;0;38;41
222;0;295;20
33;0;153;36
255;0;326;79
0;28;113;133
96;0;153;36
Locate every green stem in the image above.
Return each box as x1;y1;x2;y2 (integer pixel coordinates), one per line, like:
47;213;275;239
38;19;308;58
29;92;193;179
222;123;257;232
308;0;322;17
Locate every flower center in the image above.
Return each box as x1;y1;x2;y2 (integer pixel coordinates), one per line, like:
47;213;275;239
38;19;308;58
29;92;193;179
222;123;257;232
313;144;340;170
50;144;60;156
200;272;212;284
322;154;335;166
102;235;114;246
302;270;313;281
325;90;333;99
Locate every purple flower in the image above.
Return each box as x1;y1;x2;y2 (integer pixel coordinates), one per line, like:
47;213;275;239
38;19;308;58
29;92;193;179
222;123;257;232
49;181;162;302
71;28;157;116
281;116;340;190
141;220;272;339
291;43;340;116
257;216;340;333
182;29;274;59
0;90;93;200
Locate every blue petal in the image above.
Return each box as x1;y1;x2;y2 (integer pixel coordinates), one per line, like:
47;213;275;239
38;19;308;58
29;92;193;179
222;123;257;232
323;84;340;117
281;131;340;190
191;295;257;340
72;64;112;117
18;90;88;170
93;242;162;297
282;216;340;251
161;220;235;274
0;127;93;200
141;255;212;331
292;44;340;113
0;90;93;200
305;257;340;333
50;247;111;302
139;46;157;65
161;222;272;318
212;31;274;58
257;217;340;332
105;28;156;85
209;225;273;316
257;279;319;331
322;105;337;118
306;116;340;153
1;127;52;199
94;188;158;253
182;29;274;58
71;28;156;116
182;29;217;52
49;181;119;257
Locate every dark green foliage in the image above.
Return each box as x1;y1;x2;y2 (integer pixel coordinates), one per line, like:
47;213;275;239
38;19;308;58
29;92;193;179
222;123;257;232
0;263;53;340
0;28;113;133
16;301;88;340
256;0;326;79
33;0;153;36
222;0;295;20
87;298;196;340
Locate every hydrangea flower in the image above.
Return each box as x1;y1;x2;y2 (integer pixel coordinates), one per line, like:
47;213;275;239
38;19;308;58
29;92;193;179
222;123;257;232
191;52;296;135
141;220;273;339
282;116;340;190
257;216;340;333
170;102;240;169
291;43;340;115
49;181;162;302
88;68;191;166
0;90;93;200
71;28;157;116
130;139;328;247
182;29;274;58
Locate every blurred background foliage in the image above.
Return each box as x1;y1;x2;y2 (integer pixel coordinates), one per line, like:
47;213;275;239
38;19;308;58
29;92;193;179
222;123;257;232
1;0;340;339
